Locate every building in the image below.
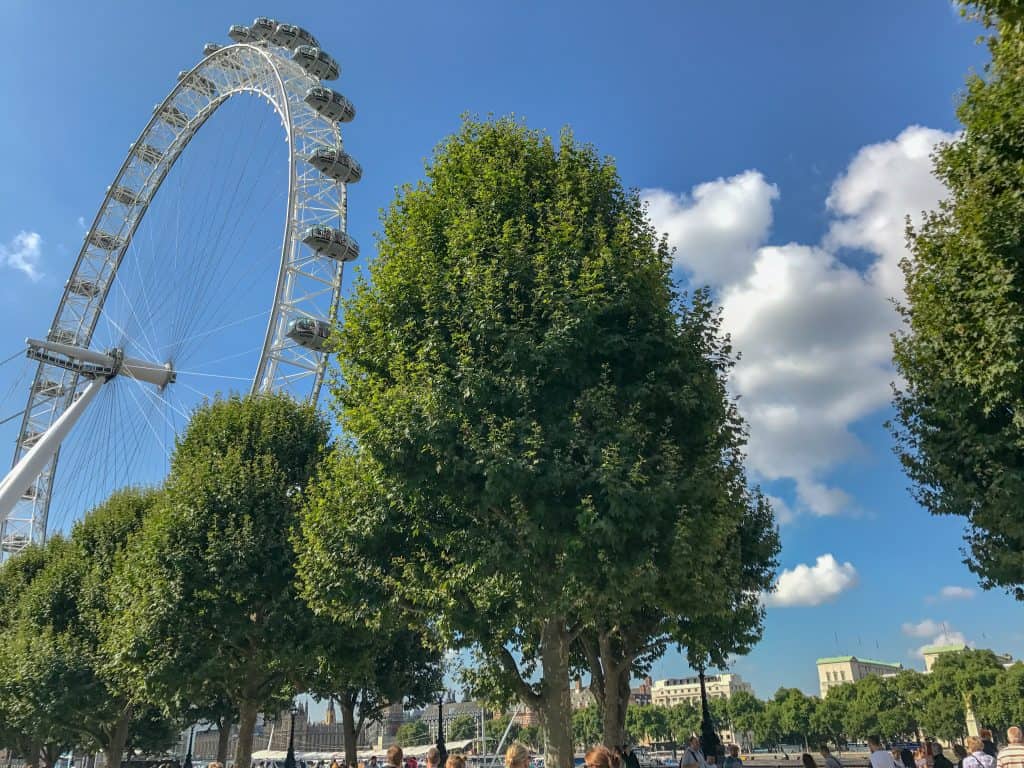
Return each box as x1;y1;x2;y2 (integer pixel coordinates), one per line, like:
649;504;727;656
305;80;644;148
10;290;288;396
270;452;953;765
650;673;752;708
418;700;489;742
630;677;653;706
922;643;1014;673
816;656;902;698
571;676;652;710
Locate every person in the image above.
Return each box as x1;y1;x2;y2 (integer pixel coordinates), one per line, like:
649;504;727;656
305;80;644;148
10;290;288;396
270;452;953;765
933;744;954;768
802;754;819;768
916;747;931;768
868;736;900;768
426;749;441;768
900;749;917;768
682;737;708;768
964;736;996;768
954;746;969;768
821;747;843;768
623;745;641;768
506;744;531;768
446;756;467;768
723;745;743;768
370;758;379;768
997;727;1024;768
331;760;342;768
585;746;622;768
982;732;999;760
387;746;404;768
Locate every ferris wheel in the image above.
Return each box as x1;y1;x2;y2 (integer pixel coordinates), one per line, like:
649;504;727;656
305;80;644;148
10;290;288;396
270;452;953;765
0;19;362;556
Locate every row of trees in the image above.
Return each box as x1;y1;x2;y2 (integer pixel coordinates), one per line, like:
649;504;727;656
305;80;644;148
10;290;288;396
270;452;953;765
0;116;781;768
0;395;444;768
571;652;1024;752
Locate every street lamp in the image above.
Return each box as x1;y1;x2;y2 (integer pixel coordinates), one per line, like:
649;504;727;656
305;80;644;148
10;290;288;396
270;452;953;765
184;725;195;768
698;669;722;763
284;704;298;768
436;696;448;768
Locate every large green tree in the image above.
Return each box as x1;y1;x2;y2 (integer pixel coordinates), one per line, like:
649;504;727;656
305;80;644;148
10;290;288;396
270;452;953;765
893;0;1024;598
105;393;329;768
301;116;776;768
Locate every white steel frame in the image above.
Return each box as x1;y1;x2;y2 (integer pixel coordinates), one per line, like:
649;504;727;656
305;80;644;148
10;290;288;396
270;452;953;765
1;38;353;555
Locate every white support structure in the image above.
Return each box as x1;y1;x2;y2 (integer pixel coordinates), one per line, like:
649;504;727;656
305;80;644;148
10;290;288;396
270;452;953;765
0;378;104;547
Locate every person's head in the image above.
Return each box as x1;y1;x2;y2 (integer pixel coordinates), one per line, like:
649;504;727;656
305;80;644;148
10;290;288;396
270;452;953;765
932;744;944;757
689;737;701;750
967;737;984;754
802;754;817;768
371;759;378;766
868;737;883;752
1008;727;1023;745
506;743;530;768
210;763;224;768
953;746;968;760
707;757;716;766
584;746;621;768
426;749;440;768
729;746;739;758
980;730;993;742
446;756;466;768
387;746;403;768
900;748;916;768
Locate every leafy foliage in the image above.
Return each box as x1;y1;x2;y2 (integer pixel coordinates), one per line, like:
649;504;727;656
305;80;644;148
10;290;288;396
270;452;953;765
893;0;1024;598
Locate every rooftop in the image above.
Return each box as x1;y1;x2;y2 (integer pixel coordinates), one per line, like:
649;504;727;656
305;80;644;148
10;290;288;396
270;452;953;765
816;655;902;668
920;643;969;655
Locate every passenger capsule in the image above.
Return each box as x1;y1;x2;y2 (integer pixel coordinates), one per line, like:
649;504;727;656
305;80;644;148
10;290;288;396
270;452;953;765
88;230;125;251
270;23;319;49
21;485;37;501
68;277;101;298
285;317;332;351
228;24;255;43
203;43;222;56
158;105;190;130
250;17;278;39
307;147;362;183
293;46;339;81
134;143;164;165
304;86;355;123
301;225;360;262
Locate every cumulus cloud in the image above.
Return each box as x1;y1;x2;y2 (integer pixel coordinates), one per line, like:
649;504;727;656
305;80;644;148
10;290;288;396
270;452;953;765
901;617;971;656
643;126;955;519
643;171;778;286
939;585;975;600
902;618;944;638
764;554;858;607
1;231;43;281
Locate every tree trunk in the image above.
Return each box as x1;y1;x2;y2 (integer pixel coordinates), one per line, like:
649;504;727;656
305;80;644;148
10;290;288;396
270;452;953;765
103;708;133;768
598;632;632;750
340;697;358;768
537;618;574;768
234;700;260;768
216;717;233;765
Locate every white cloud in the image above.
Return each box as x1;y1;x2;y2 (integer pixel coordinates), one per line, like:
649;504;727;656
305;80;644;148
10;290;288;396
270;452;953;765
643;171;778;286
643;126;955;519
939;585;975;600
902;618;944;638
77;216;86;229
764;554;859;607
0;231;43;281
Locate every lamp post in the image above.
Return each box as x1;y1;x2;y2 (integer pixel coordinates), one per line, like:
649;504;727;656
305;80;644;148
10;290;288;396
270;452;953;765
184;725;195;768
698;669;722;763
436;696;448;768
284;704;298;768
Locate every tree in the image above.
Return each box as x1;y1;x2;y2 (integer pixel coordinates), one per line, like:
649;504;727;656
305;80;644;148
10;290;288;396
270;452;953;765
396;721;429;748
105;394;329;768
626;705;668;745
449;714;478;741
572;706;601;750
772;689;816;749
304;115;777;768
811;685;853;750
726;691;763;749
892;0;1024;599
665;703;701;750
930;649;1005;734
988;662;1024;734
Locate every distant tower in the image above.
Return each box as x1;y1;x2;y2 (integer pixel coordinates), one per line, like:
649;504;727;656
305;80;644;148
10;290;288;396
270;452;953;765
326;699;337;725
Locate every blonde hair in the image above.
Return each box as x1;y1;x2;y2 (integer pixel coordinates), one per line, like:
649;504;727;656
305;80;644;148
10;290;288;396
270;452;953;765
447;757;467;768
966;737;983;754
506;743;530;768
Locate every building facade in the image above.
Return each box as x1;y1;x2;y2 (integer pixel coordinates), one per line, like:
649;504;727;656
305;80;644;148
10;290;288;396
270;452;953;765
816;655;902;698
650;673;751;708
417;701;489;742
922;643;1014;673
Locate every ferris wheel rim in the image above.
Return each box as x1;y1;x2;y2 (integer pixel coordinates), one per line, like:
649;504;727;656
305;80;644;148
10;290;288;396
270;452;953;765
2;32;355;554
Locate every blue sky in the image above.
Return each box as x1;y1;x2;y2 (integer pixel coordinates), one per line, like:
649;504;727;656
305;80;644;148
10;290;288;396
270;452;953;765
0;1;1021;702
